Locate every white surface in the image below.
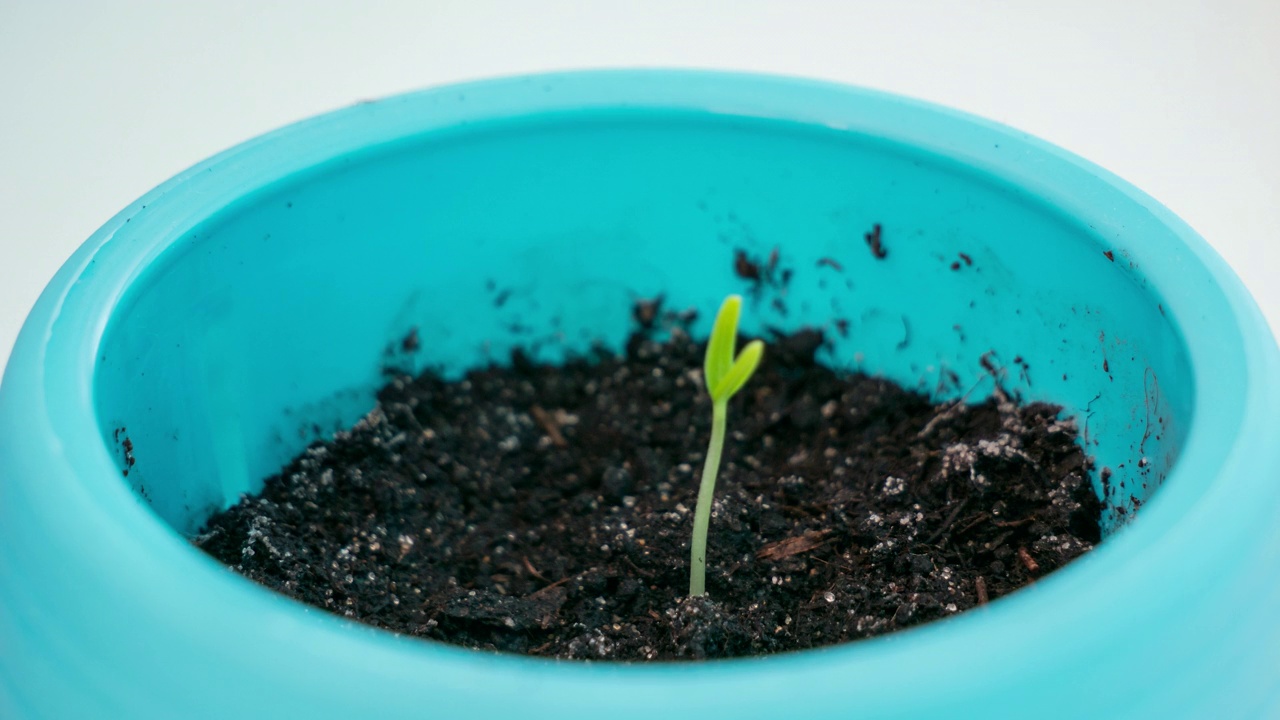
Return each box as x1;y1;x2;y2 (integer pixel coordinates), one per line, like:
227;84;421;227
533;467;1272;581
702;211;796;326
2;1;1277;370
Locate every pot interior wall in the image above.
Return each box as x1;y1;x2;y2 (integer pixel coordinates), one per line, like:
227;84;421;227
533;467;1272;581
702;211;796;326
93;113;1192;537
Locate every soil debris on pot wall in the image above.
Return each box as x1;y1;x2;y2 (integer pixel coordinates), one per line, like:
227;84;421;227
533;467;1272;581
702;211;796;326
196;311;1102;661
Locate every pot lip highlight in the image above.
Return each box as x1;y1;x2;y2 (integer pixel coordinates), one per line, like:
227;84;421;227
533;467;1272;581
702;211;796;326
7;69;1279;690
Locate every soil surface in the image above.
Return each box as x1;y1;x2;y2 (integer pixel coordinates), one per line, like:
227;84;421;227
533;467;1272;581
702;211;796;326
196;313;1102;661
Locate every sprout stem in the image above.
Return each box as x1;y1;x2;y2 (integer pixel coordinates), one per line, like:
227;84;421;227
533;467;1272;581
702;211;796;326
690;399;727;597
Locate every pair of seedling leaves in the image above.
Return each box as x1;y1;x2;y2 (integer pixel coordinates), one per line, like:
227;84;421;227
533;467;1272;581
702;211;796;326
703;295;766;406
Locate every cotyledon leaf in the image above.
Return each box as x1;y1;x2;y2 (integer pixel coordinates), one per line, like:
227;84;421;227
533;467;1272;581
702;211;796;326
704;294;742;393
711;339;764;401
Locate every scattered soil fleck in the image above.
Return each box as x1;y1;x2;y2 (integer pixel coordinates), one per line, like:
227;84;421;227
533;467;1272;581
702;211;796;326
1014;356;1032;386
733;250;761;282
400;328;420;353
120;433;136;476
733;246;792;301
633;296;663;330
864;223;887;260
196;312;1102;661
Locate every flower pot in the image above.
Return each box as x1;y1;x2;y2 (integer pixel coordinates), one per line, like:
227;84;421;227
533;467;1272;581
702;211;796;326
2;70;1277;719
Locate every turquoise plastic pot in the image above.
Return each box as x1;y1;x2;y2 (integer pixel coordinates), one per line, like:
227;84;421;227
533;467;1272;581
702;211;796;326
2;71;1278;719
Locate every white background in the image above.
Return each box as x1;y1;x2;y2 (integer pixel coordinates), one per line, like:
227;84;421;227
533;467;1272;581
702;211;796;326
1;1;1277;369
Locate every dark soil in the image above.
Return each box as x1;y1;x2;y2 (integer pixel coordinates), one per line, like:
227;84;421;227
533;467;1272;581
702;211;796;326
196;313;1102;661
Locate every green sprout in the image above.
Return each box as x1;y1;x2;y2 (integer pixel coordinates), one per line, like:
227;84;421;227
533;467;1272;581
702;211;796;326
690;294;765;597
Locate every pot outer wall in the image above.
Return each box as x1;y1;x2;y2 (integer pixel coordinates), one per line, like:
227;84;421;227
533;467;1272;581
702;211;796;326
2;71;1279;719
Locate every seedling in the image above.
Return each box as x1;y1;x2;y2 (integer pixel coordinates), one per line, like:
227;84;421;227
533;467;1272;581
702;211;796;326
689;295;765;597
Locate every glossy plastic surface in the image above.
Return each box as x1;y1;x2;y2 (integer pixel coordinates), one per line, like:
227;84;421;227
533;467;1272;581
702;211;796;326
2;71;1278;719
